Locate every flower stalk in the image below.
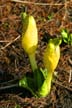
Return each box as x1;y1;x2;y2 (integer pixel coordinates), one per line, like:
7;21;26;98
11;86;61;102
29;53;37;72
37;70;53;97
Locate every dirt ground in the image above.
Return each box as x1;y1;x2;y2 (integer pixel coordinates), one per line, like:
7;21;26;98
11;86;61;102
0;0;72;108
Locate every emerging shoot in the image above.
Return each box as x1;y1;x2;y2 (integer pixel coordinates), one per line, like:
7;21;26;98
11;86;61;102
61;29;72;45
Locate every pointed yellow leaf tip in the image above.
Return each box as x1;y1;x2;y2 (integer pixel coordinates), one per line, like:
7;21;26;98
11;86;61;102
21;13;38;54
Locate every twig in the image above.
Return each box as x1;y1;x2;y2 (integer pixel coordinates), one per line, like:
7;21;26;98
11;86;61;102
53;80;72;92
0;78;18;85
11;0;65;6
68;58;72;66
61;0;68;27
0;40;10;43
68;70;72;83
1;35;20;50
0;83;18;90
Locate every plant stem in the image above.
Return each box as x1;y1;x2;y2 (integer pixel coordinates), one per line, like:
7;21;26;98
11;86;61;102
29;53;38;72
38;71;53;97
29;53;38;89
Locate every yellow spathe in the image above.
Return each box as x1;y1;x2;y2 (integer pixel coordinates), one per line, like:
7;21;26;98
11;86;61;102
22;15;38;54
43;41;60;72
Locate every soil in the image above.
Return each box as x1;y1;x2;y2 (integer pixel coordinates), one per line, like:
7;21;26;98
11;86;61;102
0;0;72;108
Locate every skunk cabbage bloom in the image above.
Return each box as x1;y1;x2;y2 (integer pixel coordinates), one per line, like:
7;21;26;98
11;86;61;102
43;38;61;72
21;13;38;72
38;38;61;97
21;13;61;97
21;13;38;55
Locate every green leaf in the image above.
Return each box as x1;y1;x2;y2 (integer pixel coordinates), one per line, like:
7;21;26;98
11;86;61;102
61;29;68;38
33;69;45;90
15;104;21;108
19;76;34;88
61;29;68;43
21;12;27;22
40;68;48;79
61;29;72;45
19;76;37;97
47;13;53;20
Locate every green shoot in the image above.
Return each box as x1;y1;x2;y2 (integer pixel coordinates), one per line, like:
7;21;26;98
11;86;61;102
29;53;37;72
15;104;21;108
47;13;54;20
61;29;72;45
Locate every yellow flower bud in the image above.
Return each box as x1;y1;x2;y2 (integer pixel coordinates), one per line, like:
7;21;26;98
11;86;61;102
21;13;38;55
43;39;61;72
